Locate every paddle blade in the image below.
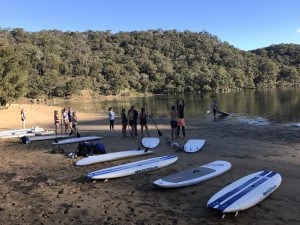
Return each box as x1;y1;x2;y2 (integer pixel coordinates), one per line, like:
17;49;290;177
158;130;163;136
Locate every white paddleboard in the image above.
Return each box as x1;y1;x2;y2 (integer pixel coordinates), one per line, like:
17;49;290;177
208;171;282;214
0;133;36;139
52;136;104;145
0;127;44;138
141;137;160;148
29;134;70;142
184;139;206;153
76;150;154;166
87;155;178;180
153;160;231;188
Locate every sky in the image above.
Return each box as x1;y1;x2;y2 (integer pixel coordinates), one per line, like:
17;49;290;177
0;0;299;50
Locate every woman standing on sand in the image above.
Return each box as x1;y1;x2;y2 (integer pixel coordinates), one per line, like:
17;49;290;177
71;111;78;135
54;110;60;135
177;98;185;139
62;108;69;134
108;107;115;131
139;107;150;137
21;109;26;130
121;108;128;137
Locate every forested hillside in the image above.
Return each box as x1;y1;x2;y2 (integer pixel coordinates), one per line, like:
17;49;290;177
0;28;299;105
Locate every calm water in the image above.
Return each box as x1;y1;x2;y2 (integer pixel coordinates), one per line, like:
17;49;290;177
58;88;300;125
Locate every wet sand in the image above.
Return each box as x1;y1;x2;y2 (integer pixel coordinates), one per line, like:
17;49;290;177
0;104;299;225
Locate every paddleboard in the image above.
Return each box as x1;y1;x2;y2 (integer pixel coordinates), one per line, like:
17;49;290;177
208;171;282;214
142;137;160;148
217;111;230;116
29;134;70;142
52;136;104;145
76;150;154;166
0;127;44;137
0;133;36;139
87;155;178;180
153;160;231;188
184;139;206;153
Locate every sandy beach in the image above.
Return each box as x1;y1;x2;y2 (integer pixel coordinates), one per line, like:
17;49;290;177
0;104;299;225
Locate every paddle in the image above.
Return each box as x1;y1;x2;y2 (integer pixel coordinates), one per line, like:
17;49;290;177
146;109;162;136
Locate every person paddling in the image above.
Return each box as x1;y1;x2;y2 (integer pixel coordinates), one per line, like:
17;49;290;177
177;98;185;139
211;100;218;121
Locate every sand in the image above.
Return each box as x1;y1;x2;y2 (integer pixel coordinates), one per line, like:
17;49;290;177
0;104;299;225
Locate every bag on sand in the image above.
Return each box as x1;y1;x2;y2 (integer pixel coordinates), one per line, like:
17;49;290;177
20;136;30;144
77;142;94;157
93;143;106;155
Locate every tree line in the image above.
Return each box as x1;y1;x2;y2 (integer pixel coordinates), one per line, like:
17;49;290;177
0;28;299;105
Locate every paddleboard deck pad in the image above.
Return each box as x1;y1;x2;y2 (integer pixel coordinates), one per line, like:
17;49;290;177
184;139;205;153
141;137;160;148
76;150;154;166
208;171;282;214
153;160;231;188
52;136;103;145
87;155;178;179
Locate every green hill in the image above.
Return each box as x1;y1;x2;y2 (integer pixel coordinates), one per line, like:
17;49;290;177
0;28;299;105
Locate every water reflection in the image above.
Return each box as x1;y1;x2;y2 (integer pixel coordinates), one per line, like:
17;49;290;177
58;88;300;124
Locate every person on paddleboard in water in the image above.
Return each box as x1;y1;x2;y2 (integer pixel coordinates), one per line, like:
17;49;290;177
211;100;218;120
177;98;185;139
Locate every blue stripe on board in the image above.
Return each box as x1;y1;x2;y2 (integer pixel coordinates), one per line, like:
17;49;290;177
208;171;270;208
215;171;277;212
87;155;176;177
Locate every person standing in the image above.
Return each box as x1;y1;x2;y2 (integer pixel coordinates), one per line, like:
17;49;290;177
177;98;185;139
62;108;69;134
128;106;137;137
211;100;218;121
133;106;139;136
121;108;128;137
139;107;150;137
108;107;115;130
54;110;60;135
170;106;178;140
21;108;26;130
71;111;79;136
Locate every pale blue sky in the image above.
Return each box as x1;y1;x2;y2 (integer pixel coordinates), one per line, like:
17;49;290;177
0;0;299;50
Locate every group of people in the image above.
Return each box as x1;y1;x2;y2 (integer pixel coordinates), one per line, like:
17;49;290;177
54;107;78;135
107;98;187;140
109;106;151;138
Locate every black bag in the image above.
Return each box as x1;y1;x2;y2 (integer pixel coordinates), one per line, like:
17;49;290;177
77;142;94;157
93;143;106;155
20;136;30;144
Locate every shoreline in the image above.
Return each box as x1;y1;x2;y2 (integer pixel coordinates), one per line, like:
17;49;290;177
0;104;299;224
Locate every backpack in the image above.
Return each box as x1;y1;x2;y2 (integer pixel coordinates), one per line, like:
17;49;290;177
93;143;106;155
21;136;30;144
77;142;94;157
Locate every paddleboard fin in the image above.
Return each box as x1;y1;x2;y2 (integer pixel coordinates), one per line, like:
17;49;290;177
104;179;109;182
144;147;149;153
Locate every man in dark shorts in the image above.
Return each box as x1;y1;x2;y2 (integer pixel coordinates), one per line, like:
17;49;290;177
170;106;178;140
